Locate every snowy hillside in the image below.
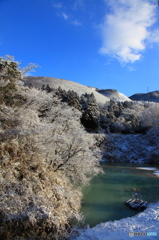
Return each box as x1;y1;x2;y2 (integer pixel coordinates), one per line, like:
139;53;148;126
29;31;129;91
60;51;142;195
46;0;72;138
97;89;131;102
23;76;109;104
23;76;130;104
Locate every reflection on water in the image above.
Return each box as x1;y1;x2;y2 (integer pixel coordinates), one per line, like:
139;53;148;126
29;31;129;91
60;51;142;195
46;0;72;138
81;163;159;227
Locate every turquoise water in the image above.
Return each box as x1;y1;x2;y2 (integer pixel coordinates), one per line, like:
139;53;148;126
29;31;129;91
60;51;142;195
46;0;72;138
81;163;159;227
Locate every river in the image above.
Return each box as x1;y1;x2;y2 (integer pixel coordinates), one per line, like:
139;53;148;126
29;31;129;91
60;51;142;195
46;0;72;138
81;163;159;227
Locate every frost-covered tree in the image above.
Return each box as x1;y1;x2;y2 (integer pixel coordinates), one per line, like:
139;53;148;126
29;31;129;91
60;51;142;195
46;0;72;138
20;62;40;76
0;57;22;106
0;56;39;106
0;57;22;81
55;87;81;110
140;103;159;128
20;87;100;185
0;57;100;239
81;93;100;131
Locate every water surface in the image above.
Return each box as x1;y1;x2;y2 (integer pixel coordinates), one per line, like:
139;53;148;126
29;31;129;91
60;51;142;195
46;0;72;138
81;163;159;227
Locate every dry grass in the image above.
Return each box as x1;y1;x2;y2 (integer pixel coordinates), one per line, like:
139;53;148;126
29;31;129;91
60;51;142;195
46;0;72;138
0;136;82;239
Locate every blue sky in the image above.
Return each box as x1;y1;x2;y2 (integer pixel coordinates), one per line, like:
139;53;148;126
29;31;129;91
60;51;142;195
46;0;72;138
0;0;159;97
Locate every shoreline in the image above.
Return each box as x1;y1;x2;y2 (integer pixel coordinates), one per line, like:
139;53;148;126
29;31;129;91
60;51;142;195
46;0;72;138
75;201;159;240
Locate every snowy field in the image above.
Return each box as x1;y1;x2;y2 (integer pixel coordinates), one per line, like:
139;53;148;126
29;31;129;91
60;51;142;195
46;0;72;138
75;202;159;240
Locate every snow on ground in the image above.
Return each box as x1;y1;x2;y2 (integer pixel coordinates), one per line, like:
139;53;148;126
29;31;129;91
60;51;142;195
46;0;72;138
74;202;159;240
154;171;159;177
102;134;150;164
136;167;157;171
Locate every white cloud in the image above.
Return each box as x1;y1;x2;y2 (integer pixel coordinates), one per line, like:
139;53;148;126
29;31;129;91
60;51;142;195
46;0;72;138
149;29;159;43
71;19;82;26
73;0;85;10
99;0;158;63
52;2;62;9
61;14;82;26
128;66;136;72
61;12;69;20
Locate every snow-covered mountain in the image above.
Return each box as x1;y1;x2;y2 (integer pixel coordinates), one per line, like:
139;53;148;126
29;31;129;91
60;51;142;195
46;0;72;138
130;91;159;102
23;76;131;104
97;89;131;102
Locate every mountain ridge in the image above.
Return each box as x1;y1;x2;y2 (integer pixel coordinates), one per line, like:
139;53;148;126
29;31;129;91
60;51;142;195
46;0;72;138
130;91;159;102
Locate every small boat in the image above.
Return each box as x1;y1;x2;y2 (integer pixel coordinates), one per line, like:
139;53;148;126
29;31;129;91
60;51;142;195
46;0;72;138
125;193;147;210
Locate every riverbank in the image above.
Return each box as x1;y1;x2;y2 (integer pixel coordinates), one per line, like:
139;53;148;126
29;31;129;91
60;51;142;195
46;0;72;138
74;201;159;240
97;131;159;165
